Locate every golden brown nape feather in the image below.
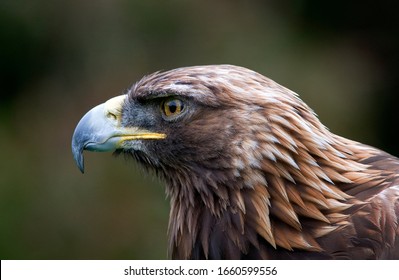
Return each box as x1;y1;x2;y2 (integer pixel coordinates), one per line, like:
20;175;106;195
124;65;399;259
73;65;399;259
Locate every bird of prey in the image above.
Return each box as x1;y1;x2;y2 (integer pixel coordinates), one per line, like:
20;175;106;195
72;65;399;259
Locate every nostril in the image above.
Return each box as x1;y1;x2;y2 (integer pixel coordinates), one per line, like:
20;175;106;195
107;112;117;120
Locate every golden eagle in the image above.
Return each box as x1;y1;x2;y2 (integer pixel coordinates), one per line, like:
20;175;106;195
72;65;399;259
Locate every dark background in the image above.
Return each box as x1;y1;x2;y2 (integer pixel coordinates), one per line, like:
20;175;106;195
1;0;398;259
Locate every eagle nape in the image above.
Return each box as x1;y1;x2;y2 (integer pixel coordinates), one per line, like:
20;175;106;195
71;64;399;259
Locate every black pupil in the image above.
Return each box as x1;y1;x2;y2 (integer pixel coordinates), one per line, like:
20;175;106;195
168;100;182;114
169;101;177;113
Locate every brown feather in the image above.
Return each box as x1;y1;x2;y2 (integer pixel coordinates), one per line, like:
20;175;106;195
82;65;399;259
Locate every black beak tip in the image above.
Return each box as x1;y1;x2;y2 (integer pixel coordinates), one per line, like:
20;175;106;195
72;142;85;174
78;159;85;174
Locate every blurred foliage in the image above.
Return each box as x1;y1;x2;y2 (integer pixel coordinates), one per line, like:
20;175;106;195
0;0;398;259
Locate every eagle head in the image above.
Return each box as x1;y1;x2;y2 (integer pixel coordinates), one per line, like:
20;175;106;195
72;65;399;259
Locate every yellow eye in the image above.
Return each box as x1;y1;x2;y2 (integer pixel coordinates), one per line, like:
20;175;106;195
161;98;185;118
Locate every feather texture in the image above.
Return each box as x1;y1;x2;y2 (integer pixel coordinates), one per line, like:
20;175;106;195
84;65;399;259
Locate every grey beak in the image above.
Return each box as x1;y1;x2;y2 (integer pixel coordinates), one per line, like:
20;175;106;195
71;95;166;173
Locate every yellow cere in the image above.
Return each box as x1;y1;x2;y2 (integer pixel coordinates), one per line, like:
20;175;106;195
104;95;126;121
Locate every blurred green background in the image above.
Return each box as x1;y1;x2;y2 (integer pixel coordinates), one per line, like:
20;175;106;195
1;0;398;259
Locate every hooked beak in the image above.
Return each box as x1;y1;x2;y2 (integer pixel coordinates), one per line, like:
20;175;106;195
71;95;166;173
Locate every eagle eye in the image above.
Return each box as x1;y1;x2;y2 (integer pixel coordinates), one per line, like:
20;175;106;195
161;98;185;119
